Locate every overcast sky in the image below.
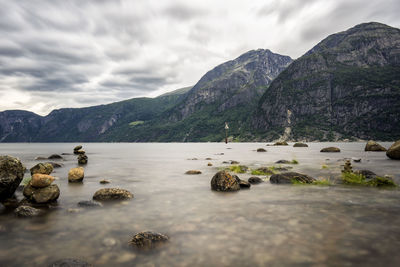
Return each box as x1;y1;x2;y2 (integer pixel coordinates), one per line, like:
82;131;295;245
0;0;399;115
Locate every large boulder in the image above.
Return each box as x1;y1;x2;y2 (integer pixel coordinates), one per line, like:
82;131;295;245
386;140;400;160
14;205;42;217
0;156;25;201
68;167;84;183
270;172;316;184
23;182;60;203
210;171;240;192
30;163;53;175
31;174;55;188
293;143;308;147
129;231;169;250
365;140;387;151
93;188;133;201
320;147;340;153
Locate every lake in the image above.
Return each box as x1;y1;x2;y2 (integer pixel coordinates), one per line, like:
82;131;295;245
0;142;400;266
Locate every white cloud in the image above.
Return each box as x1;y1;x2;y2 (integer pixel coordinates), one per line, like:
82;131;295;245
0;0;399;115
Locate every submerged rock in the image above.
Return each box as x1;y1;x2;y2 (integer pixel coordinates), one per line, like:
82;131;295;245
354;170;377;180
78;200;103;208
275;160;291;164
68;167;84;183
293;143;308;147
48;154;63;160
23;182;60;203
386;140;400;160
257;148;267;152
93;188;133;201
30;163;53;175
210;171;240;192
0;156;25;201
185;170;202;175
14;205;42;217
230;160;239;164
49;258;92;267
270;172;316;184
248;177;263;184
48;162;63;168
129;231;169;250
365;140;387;151
320;147;340;153
274;141;288;146
31;174;55;188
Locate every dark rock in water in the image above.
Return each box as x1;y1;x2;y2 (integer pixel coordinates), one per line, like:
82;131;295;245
257;148;267;152
205;158;212;160
270;172;316;184
48;154;63;160
255;167;275;175
0;156;25;201
185;170;202;175
75;150;86;155
248;177;263;184
352;158;361;162
48;162;63;168
14;205;42;217
61;153;72;155
49;258;92;267
239;180;251;188
93;188;133;201
211;171;240;192
207;163;213;166
78;154;88;165
35;156;48;160
293;143;308;147
74;145;83;151
129;231;169;250
222;161;229;164
354;170;377;180
230;160;239;164
275;160;291;164
99;179;110;184
30;163;53;175
78;200;103;208
274;141;288;146
386;140;400;160
320;147;340;153
365;140;387;151
2;196;20;209
23;182;60;203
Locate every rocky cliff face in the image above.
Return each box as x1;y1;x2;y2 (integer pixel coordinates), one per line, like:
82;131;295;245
169;49;293;121
254;22;400;141
0;111;42;142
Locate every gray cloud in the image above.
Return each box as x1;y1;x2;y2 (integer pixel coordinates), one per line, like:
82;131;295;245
0;0;399;115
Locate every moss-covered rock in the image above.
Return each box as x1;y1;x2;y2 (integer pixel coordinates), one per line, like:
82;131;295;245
210;171;240;192
270;172;316;184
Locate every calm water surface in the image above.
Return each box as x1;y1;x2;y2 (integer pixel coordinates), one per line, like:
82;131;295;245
0;142;399;266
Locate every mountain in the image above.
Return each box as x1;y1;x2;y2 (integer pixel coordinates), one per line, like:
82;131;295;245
254;22;400;141
0;87;191;142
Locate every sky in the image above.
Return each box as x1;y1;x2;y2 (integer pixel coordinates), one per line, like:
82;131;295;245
0;0;399;115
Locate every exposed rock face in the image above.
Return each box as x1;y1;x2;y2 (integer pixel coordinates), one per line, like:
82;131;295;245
129;231;169;250
386;140;400;160
365;140;387;151
31;174;55;188
248;177;263;184
210;171;240;192
255;22;400;141
270;172;316;184
0;110;42;142
320;147;341;152
14;205;41;217
68;167;84;183
293;143;308;147
23;182;60;203
93;188;133;201
30;163;53;175
0;156;25;201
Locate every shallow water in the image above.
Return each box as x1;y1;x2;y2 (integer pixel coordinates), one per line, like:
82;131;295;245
0;142;400;266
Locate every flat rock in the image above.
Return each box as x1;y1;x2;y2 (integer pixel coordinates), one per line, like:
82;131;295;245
68;167;84;183
14;205;42;217
270;172;316;184
248;177;263;184
31;174;55;188
48;154;63;160
93;188;133;201
185;170;202;175
320;147;340;153
386;140;400;160
49;258;92;267
210;171;240;192
23;182;60;203
364;140;387;151
129;231;169;250
30;163;53;175
293;143;308;147
0;156;25;201
257;148;267;152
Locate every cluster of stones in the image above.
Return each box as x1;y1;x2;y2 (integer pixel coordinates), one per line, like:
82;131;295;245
342;160;353;173
74;145;88;165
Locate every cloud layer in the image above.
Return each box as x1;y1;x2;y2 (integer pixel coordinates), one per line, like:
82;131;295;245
0;0;399;115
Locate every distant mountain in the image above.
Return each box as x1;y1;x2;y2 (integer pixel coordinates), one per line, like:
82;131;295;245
254;22;400;141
